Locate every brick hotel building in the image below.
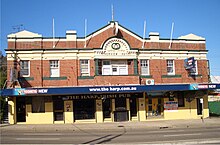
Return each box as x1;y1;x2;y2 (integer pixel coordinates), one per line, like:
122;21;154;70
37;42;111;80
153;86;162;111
2;21;220;124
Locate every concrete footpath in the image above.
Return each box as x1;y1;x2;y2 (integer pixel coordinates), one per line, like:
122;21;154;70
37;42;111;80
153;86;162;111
1;117;220;132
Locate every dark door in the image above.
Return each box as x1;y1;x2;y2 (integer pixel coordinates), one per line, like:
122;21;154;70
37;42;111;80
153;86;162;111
197;98;203;115
16;97;26;122
103;99;111;119
53;98;64;121
114;97;128;122
130;97;137;117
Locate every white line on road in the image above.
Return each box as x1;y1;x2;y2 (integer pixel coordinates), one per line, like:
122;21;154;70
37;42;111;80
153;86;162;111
16;138;60;141
164;133;201;137
150;129;185;133
139;138;220;144
23;133;62;136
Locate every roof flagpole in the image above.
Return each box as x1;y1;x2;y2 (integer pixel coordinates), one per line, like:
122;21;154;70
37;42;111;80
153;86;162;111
52;18;55;48
169;22;174;49
84;18;87;48
142;20;146;48
111;4;114;21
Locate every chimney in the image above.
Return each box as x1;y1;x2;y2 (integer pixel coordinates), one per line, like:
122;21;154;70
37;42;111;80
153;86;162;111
149;32;159;41
66;30;77;40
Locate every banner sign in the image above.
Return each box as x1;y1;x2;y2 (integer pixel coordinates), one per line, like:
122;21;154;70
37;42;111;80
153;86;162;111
164;101;178;112
184;57;195;70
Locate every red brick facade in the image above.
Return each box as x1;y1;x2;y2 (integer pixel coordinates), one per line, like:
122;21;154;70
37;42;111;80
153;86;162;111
6;22;209;88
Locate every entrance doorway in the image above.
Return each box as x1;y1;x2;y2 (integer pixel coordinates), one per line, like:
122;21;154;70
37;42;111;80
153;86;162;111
74;99;95;120
147;97;163;117
103;99;111;119
130;97;137;118
16;97;26;122
196;98;203;115
53;98;64;121
114;97;128;122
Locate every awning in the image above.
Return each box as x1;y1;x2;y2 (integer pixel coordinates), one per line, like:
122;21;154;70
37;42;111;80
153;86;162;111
1;83;220;97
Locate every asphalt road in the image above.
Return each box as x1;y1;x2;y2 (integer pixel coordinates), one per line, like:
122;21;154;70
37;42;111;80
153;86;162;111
1;126;220;144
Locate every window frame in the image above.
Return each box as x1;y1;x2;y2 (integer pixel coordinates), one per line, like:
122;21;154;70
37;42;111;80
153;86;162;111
177;93;185;107
32;97;45;113
50;60;60;77
167;60;175;75
20;60;30;77
102;60;128;76
80;59;90;76
140;59;150;75
190;60;198;75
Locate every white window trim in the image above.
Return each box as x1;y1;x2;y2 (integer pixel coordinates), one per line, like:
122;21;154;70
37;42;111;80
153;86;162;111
140;59;150;75
190;60;198;75
20;60;30;77
102;60;111;75
80;60;90;76
102;60;128;75
167;60;175;75
50;60;60;77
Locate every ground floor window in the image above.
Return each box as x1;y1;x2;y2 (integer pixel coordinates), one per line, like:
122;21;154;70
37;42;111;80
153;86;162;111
146;97;164;116
115;97;126;111
74;99;95;120
177;92;185;107
32;97;45;113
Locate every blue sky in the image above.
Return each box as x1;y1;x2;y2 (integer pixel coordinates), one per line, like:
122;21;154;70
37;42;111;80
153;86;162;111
1;0;220;76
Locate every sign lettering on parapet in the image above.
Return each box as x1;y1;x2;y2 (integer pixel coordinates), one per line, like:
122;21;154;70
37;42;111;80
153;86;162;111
66;93;132;100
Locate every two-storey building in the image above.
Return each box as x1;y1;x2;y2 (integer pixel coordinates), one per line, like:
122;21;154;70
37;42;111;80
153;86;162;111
3;21;219;124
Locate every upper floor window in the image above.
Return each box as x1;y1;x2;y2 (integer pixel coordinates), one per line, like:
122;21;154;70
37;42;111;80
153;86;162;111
190;60;198;75
80;60;90;76
102;60;128;75
50;60;59;77
167;60;175;75
140;60;149;75
20;60;30;77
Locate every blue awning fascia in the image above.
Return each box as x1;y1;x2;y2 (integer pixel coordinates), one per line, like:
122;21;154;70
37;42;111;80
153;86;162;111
1;83;220;97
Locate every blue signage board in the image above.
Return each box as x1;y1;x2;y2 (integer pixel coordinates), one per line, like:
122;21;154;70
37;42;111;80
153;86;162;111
184;57;195;70
1;84;220;97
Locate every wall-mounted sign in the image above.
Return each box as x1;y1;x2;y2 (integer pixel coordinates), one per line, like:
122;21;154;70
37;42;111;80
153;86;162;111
164;101;178;112
184;57;195;70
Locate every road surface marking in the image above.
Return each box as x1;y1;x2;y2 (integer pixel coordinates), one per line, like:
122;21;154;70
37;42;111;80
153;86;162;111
150;129;185;133
164;133;201;137
23;133;62;136
16;138;60;140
